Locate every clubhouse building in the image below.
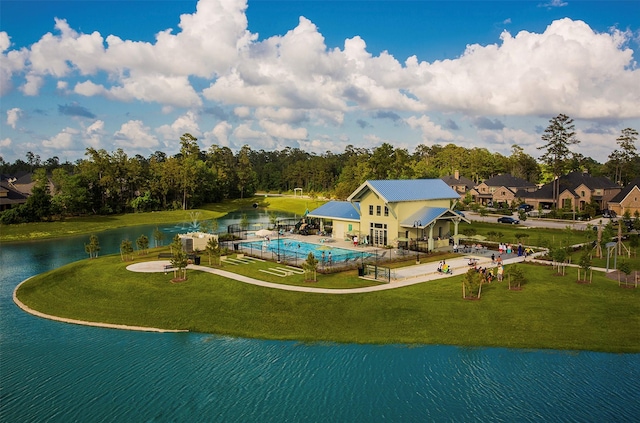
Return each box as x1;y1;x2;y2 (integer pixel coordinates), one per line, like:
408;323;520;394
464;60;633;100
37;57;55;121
308;179;469;251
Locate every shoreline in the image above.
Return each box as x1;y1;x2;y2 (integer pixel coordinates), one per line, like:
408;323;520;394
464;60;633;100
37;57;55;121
12;277;189;334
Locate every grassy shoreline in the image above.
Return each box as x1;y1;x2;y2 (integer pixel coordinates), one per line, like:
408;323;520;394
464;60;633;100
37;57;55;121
15;252;640;353
0;196;324;242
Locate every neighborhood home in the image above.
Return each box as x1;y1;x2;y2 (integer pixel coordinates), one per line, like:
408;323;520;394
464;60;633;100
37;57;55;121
518;171;620;213
308;179;469;251
607;177;640;217
0;178;30;211
441;170;475;199
470;174;537;207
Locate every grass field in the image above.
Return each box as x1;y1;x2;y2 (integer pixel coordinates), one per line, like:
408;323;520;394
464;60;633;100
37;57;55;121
16;251;640;353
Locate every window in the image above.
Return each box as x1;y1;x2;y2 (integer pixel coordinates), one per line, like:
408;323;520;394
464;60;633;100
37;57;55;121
581;191;585;197
384;206;389;216
369;205;373;215
376;205;381;216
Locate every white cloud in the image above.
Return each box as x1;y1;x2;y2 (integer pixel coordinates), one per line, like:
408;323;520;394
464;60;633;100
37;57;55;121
0;137;11;147
204;121;233;147
539;0;568;9
155;111;201;142
20;74;44;96
6;108;22;128
405;115;455;144
234;106;251;118
114;120;159;150
408;19;640;118
84;120;105;148
258;120;308;140
42;127;78;149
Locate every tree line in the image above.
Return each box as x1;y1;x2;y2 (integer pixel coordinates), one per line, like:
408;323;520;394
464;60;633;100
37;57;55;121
0;116;637;224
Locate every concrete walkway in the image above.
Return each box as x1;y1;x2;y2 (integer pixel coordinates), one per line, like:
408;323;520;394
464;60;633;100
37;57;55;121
126;253;530;295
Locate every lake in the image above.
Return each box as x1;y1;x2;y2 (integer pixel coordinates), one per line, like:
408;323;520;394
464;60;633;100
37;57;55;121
1;210;639;422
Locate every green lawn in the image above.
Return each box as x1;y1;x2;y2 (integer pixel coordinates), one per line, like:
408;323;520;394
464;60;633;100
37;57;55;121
16;253;640;353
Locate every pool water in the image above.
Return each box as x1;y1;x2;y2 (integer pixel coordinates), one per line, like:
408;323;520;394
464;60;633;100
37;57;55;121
240;238;370;264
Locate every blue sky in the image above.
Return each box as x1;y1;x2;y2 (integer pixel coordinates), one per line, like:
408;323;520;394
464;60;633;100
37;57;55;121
1;0;639;165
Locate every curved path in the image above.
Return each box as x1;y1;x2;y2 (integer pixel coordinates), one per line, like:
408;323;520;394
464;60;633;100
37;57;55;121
126;255;527;294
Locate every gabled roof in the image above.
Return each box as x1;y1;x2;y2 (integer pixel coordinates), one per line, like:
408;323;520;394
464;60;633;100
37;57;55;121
609;177;640;203
347;179;460;203
0;180;29;206
400;207;470;228
525;172;619;200
481;174;536;189
307;201;360;221
441;174;475;189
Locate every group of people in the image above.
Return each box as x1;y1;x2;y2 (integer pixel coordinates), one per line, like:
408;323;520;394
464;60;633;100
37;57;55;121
472;263;505;283
437;260;452;274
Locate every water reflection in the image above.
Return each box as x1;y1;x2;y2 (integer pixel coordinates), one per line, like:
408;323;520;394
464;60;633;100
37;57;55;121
1;209;639;422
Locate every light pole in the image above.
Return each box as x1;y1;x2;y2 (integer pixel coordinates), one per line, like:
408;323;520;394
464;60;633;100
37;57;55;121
413;220;422;264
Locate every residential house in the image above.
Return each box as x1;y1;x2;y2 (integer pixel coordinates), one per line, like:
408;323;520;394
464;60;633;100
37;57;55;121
0;179;30;211
441;170;475;199
470;174;537;207
517;171;620;213
606;177;640;217
307;179;469;251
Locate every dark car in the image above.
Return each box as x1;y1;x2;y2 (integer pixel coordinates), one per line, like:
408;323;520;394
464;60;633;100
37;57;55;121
602;210;617;218
518;204;533;212
497;216;520;224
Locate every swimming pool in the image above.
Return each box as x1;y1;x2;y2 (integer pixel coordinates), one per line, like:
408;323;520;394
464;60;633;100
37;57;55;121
240;238;371;264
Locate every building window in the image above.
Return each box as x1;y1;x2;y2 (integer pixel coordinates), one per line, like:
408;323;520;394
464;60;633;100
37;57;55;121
581;191;585;197
369;205;373;215
376;205;381;216
384;206;389;216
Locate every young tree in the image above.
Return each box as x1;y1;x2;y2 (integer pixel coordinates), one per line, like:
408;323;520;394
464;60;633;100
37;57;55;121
463;268;483;299
617;261;633;286
120;239;134;261
538;114;580;209
204;236;220;266
136;234;149;255
84;234;100;259
302;252;319;282
153;227;165;247
578;251;592;283
508;265;527;290
170;236;188;280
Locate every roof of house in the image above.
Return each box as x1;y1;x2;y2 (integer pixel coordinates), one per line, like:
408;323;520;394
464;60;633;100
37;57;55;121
609;177;640;203
441;174;475;189
481;174;536;188
517;171;619;200
347;179;460;203
307;201;361;221
0;180;29;206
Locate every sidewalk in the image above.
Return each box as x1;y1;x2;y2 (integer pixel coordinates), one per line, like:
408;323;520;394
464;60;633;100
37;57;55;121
126;252;530;295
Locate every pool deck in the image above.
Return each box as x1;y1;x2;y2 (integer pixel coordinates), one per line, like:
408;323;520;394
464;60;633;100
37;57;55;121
128;233;531;294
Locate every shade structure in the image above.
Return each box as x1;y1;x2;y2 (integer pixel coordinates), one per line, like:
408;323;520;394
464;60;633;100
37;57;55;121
255;229;273;237
316;245;333;251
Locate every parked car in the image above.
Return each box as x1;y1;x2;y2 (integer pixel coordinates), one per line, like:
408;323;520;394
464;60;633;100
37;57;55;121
602;210;617;218
497;216;520;224
517;204;534;212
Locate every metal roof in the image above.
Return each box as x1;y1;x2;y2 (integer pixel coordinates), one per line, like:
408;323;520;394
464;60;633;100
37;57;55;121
307;201;360;221
348;179;460;203
400;207;470;227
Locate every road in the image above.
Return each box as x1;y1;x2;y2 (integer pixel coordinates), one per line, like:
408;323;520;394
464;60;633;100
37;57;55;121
463;211;615;231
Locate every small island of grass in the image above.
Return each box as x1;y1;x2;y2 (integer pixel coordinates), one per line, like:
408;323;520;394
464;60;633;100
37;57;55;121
14;249;640;353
